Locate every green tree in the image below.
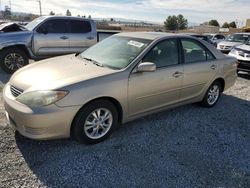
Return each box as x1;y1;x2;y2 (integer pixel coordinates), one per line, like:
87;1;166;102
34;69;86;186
88;15;91;19
229;21;237;28
208;20;220;27
3;6;11;19
164;14;188;30
49;11;55;16
177;14;188;30
164;15;178;30
222;22;229;28
66;9;71;16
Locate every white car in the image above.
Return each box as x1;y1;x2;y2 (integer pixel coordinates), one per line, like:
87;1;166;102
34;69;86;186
205;33;225;46
217;33;250;53
228;39;250;73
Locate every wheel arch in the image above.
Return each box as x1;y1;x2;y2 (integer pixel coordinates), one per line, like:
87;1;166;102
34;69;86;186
70;96;123;137
1;44;31;58
213;77;225;92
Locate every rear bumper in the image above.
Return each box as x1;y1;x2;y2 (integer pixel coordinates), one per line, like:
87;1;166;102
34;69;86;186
3;83;81;140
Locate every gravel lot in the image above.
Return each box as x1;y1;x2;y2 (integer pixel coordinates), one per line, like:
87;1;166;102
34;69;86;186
0;68;250;187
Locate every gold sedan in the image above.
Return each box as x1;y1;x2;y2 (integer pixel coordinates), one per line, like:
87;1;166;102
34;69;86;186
3;32;237;144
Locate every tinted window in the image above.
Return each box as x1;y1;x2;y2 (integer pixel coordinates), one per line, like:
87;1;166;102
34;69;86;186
217;35;225;39
143;39;179;68
38;19;67;33
181;39;215;63
70;20;91;33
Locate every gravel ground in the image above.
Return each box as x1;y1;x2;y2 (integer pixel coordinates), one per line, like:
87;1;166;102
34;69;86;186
0;70;250;188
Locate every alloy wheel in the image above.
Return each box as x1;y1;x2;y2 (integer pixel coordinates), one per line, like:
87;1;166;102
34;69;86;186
207;85;220;105
4;53;25;71
84;108;113;139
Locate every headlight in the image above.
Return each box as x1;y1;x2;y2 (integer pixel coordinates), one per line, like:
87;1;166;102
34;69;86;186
16;90;69;107
245;53;250;58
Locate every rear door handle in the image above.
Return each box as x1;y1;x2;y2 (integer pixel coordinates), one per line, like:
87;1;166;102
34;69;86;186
210;65;217;69
173;71;183;78
60;36;68;40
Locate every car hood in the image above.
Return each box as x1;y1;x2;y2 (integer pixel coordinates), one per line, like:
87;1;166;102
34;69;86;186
235;44;250;52
218;41;243;47
10;54;117;91
0;30;33;49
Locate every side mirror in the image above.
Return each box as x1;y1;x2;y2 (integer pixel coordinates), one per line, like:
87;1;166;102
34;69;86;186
136;62;156;72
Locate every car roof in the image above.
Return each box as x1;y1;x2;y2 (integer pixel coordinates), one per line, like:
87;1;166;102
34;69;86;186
116;32;199;40
39;15;92;21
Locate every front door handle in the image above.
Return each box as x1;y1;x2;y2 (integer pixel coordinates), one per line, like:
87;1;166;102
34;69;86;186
60;36;68;40
210;65;217;69
173;71;183;78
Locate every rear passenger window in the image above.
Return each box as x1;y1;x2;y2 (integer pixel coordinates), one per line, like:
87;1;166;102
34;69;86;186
181;39;215;63
143;39;179;68
70;20;91;33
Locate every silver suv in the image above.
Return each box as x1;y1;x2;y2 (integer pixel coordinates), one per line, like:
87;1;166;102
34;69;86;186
0;16;97;73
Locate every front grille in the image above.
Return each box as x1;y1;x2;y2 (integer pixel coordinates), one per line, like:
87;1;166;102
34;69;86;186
10;85;23;97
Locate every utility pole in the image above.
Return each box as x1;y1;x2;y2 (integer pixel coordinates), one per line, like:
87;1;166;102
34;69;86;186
37;0;42;16
9;0;11;12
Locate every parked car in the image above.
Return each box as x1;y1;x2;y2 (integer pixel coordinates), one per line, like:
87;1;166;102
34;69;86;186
217;33;250;53
228;39;250;73
3;32;237;144
0;16;98;73
204;33;226;46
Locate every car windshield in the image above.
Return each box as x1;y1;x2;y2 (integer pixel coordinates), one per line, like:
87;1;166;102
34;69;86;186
25;16;47;31
246;39;250;45
226;34;250;43
80;35;152;69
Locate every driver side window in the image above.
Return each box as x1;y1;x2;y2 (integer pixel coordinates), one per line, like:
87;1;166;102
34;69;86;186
143;39;179;68
37;19;67;34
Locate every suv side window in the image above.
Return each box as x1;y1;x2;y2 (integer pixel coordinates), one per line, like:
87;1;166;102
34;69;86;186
70;20;92;33
181;39;215;63
217;35;225;39
143;39;179;68
37;19;67;33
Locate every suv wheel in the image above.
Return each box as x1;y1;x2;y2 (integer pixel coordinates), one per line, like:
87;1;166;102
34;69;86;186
0;48;29;74
72;100;119;144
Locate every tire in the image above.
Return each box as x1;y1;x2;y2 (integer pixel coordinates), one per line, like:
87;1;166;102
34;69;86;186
0;48;29;74
72;100;119;144
200;81;222;107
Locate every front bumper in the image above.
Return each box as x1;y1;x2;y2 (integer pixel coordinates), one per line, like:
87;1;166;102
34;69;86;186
217;46;232;53
228;53;250;73
3;84;81;140
238;60;250;73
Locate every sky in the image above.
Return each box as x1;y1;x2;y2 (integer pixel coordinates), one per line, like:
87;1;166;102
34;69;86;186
1;0;249;26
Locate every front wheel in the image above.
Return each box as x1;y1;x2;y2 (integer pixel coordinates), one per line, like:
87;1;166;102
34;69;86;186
0;48;29;74
72;100;119;144
200;81;222;107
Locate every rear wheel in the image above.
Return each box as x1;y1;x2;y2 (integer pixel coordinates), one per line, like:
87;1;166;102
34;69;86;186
0;48;29;74
72;100;119;144
201;81;222;107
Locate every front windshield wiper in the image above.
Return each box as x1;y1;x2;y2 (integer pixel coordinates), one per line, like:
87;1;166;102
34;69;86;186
81;56;120;70
82;56;104;67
